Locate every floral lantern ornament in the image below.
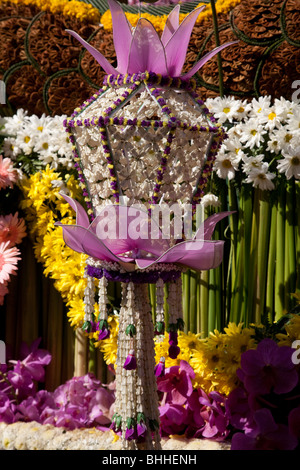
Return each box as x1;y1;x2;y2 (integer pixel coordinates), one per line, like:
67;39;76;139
58;0;235;450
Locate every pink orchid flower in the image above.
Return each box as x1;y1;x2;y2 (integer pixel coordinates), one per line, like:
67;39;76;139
66;0;236;79
55;193;233;273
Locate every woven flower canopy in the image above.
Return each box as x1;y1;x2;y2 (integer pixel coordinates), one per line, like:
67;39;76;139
58;0;235;451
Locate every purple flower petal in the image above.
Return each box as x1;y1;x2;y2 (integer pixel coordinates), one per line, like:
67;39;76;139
127;18;168;75
123;350;137;370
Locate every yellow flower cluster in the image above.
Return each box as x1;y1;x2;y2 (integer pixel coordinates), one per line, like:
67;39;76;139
20;167;89;327
0;0;101;23
100;0;241;33
276;314;300;346
99;318;257;395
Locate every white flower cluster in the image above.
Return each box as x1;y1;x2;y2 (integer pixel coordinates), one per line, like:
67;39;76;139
206;96;300;190
0;109;73;170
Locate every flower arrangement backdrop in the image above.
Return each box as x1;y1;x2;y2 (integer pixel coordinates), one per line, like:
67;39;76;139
0;0;300;450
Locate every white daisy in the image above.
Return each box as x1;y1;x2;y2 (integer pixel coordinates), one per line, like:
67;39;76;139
205;96;241;124
277;146;300;180
242;154;265;174
1;108;27;135
214;151;240;180
286;107;300;132
269;128;298;152
222;134;246;161
245;162;276;190
14;129;34;155
238;118;267;149
249;96;272;118
2;137;20;159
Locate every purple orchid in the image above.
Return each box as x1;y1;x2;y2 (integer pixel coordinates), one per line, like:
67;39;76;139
66;0;236;79
157;360;195;405
237;338;299;396
225;386;255;433
231;408;298;450
0;392;14;424
159;402;188;436
55;194;233;273
185;388;229;441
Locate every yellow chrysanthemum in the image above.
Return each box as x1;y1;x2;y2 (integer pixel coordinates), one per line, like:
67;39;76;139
0;0;100;22
100;0;241;33
277;314;300;346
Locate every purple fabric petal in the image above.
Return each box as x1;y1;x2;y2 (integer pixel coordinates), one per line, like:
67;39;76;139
164;6;206;77
91;204;169;257
66;30;118;75
135;239;224;271
59;193;90;228
161;4;180;46
194;211;234;241
127;18;168;75
107;0;132;74
55;223;123;262
182;41;238;79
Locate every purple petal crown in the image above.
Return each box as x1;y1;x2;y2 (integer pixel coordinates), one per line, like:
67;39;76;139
67;0;237;79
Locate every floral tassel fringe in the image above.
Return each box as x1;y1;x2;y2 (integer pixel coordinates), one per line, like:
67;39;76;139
98;275;110;340
82;266;95;333
167;276;184;359
112;282;161;450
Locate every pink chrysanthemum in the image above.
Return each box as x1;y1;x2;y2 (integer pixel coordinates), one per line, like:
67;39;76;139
0;155;18;190
0;241;21;284
0;213;27;247
0;281;9;305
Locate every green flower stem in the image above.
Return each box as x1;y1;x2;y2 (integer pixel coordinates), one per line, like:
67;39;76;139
242;184;253;325
149;284;156;324
285;180;296;311
255;190;271;325
228;181;239;323
247;188;259;324
182;270;190;333
189;270;198;334
275;183;286;321
208;268;216;334
199;270;209;338
296;181;300;291
266;200;277;322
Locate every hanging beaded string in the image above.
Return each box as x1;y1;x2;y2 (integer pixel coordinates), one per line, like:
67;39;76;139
98;274;110;340
166;275;184;359
82;264;96;333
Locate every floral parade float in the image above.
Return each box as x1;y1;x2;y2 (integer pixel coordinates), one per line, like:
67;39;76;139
55;0;235;449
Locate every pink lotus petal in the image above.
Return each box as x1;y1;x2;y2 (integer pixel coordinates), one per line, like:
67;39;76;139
107;0;133;74
127;18;168;75
164;6;206;77
194;211;234;240
161;4;180;46
182;41;239;79
60;193;90;228
135;239;224;271
66;30;118;75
